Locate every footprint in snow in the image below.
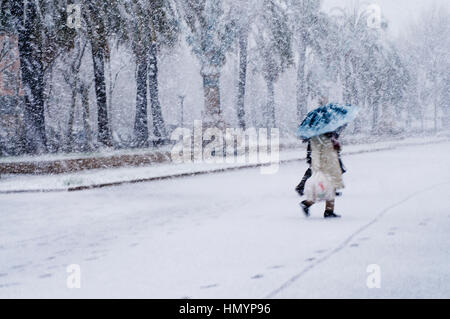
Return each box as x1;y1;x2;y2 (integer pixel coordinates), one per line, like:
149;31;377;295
84;256;99;261
11;263;30;270
47;265;60;270
91;249;108;254
0;282;21;288
200;283;219;289
251;274;264;279
36;242;49;247
268;265;284;270
54;250;71;256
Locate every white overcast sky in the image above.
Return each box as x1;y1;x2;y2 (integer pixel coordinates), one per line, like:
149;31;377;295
321;0;450;37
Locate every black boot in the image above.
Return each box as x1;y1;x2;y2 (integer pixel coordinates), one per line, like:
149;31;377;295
295;168;312;197
295;183;305;196
324;210;341;218
300;200;311;217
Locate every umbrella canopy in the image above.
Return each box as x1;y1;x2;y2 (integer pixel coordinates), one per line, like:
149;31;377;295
297;103;360;139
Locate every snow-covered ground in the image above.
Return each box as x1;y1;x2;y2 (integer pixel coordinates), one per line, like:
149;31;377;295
0;136;447;193
0;142;449;298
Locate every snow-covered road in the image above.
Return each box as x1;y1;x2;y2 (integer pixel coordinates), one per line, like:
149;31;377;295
0;142;449;298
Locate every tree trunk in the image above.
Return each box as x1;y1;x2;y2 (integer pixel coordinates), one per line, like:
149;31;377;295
107;58;114;135
441;74;450;130
91;45;111;146
420;108;424;132
134;56;149;147
14;1;47;154
442;101;450;130
342;53;353;105
202;72;223;128
266;80;276;128
296;40;307;121
405;99;412;130
382;103;390;134
351;79;361;133
66;87;77;151
148;42;167;146
237;29;248;130
434;96;438;133
80;83;93;151
372;99;379;134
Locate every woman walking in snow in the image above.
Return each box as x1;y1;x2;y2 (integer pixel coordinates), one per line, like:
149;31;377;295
300;131;344;218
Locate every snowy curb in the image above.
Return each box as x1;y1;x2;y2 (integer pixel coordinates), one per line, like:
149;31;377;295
0;136;448;194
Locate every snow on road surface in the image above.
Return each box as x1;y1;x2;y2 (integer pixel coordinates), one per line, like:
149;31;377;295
0;142;449;298
1;136;446;193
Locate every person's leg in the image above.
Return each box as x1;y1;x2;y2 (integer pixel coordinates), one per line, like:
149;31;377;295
324;198;341;218
295;168;312;196
325;200;334;212
300;200;314;217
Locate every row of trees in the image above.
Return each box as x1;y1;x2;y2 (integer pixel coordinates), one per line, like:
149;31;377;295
0;0;448;155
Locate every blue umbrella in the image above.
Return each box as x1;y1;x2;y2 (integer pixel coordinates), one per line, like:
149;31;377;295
297;103;360;139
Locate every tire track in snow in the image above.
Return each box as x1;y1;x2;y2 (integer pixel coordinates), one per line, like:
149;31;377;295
264;181;450;299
